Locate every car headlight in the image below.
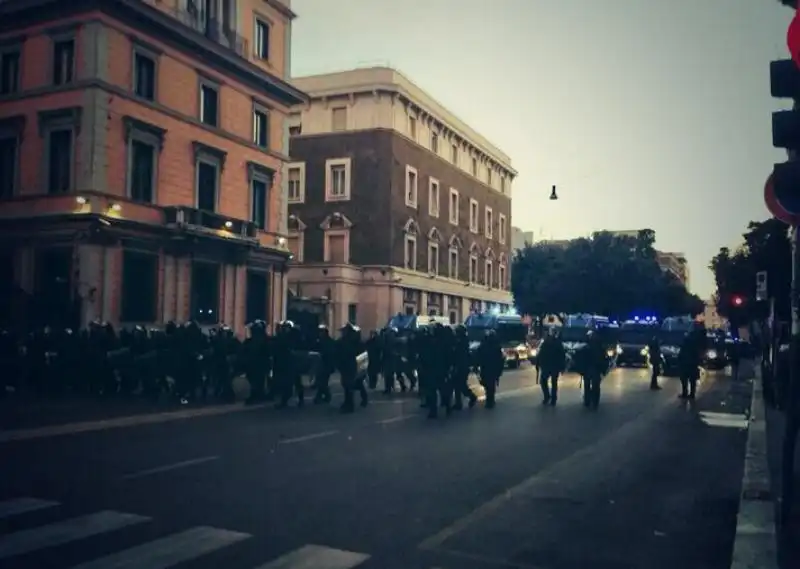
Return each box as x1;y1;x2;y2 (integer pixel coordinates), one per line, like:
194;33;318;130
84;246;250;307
606;349;615;357
530;348;538;357
707;350;718;359
640;348;649;356
616;345;622;354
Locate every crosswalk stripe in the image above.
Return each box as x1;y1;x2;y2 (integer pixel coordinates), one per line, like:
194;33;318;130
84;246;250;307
0;510;150;559
69;526;251;569
0;497;59;519
252;544;370;569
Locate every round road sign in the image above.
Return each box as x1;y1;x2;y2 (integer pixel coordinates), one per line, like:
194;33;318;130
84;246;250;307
790;12;800;69
764;171;799;225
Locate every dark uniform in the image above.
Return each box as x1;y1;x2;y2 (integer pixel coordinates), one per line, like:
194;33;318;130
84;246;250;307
537;331;566;406
313;325;335;404
647;335;662;390
576;331;606;409
275;321;304;408
366;330;382;390
243;320;270;404
451;325;478;410
477;330;504;408
338;322;367;413
678;330;703;399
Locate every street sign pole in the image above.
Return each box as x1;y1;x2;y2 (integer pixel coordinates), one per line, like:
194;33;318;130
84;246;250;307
783;225;800;526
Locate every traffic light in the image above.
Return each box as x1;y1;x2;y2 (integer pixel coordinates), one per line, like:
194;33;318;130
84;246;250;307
768;59;800;223
732;295;744;307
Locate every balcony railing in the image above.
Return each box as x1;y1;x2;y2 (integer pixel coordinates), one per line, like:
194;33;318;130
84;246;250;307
169;4;248;58
164;206;257;241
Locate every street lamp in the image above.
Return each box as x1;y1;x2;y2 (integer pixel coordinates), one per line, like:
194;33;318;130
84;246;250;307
549;185;558;200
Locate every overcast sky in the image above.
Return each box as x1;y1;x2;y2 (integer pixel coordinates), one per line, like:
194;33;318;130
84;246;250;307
289;0;793;298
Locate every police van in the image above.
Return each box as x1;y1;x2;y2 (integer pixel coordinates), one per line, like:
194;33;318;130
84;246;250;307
465;311;531;368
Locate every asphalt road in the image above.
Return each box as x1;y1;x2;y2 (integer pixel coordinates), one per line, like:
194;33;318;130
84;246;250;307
0;363;752;569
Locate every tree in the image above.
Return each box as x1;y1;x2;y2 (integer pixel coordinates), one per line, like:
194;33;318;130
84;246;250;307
709;218;791;323
511;229;703;319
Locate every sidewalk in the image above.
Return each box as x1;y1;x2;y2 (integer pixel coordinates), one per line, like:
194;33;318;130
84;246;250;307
765;404;800;569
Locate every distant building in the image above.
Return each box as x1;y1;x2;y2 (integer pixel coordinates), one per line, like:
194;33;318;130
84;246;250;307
656;251;690;289
285;67;516;331
703;299;726;329
511;227;534;252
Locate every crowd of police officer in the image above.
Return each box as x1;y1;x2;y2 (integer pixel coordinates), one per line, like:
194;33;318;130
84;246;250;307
0;318;511;419
0;319;370;414
362;322;505;418
534;325;710;408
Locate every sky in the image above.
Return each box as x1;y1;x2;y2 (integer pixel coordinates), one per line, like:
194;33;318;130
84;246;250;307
289;0;794;299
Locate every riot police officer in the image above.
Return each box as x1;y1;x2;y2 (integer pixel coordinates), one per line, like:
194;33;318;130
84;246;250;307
451;325;477;410
537;328;566;406
477;329;504;408
313;325;335;404
337;322;367;413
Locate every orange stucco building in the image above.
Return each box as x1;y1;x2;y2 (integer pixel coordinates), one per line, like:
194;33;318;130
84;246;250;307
0;0;307;336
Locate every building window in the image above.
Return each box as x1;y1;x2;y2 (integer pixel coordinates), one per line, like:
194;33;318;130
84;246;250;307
500;176;507;194
287;163;305;203
325;231;349;264
485;260;493;287
39;108;80;195
47;129;73;194
469;199;479;233
254;18;270;60
469;254;478;284
405;165;418;208
408;115;417;140
485;207;493;240
253;105;269;148
128;140;156;203
404;235;417;270
0;48;20;95
487;167;493;186
498;214;507;244
196;160;218;211
0;135;19;199
199;80;219;127
431;131;439;153
132;49;157;100
332;107;347;131
193;143;226;212
325;158;351;201
251;177;268;230
191;262;220;325
471;157;478;176
451;143;458;165
428;241;439;275
428;177;440;217
348;303;358;325
448;248;458;279
449;189;459;225
52;38;75;85
498;264;506;290
121;251;158;322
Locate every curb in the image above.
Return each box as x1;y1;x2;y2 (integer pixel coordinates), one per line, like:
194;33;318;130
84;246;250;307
730;376;779;569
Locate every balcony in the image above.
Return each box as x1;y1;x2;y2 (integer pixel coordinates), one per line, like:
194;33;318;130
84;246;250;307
168;5;248;58
164;206;257;241
0;192;290;252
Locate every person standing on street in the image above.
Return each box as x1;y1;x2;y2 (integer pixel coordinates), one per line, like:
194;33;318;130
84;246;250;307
647;335;662;390
537;329;566;406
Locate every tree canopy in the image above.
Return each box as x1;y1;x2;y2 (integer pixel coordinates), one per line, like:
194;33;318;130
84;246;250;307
709;218;791;324
510;229;704;319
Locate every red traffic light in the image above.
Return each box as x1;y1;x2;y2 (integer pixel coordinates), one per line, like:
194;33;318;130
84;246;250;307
732;296;744;307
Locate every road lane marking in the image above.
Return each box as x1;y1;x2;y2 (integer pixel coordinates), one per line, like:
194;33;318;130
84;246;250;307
417;389;680;550
0;403;270;443
0;511;150;559
377;415;417;425
69;526;251;569
0;497;59;519
252;544;370;569
699;411;749;429
121;455;220;480
278;430;339;445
